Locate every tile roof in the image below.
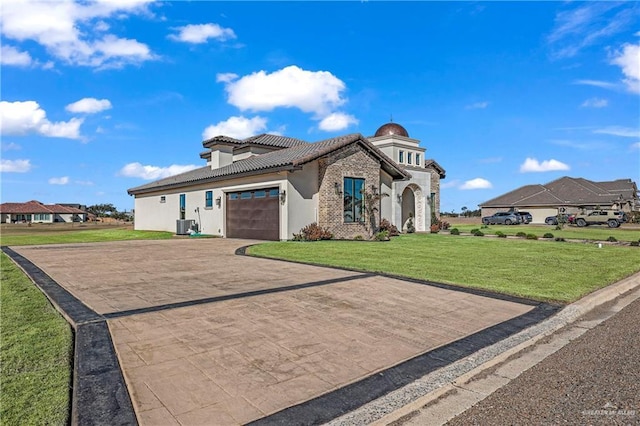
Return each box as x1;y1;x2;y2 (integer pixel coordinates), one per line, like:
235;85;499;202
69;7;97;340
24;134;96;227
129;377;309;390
480;176;638;207
0;200;87;214
128;133;410;195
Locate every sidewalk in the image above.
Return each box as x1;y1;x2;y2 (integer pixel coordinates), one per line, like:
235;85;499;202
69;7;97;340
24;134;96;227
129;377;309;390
328;271;640;426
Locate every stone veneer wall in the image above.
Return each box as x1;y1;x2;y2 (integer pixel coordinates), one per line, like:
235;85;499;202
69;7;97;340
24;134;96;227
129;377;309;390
318;144;380;239
427;167;441;219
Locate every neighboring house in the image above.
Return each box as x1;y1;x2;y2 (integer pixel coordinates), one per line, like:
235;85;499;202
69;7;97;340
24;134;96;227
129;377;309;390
479;177;639;224
128;122;446;240
0;200;88;223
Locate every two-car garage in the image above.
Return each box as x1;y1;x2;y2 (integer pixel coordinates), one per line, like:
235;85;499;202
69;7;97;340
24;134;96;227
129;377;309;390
226;187;280;240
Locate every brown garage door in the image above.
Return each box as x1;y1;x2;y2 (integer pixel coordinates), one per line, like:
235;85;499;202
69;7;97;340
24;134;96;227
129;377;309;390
226;188;280;240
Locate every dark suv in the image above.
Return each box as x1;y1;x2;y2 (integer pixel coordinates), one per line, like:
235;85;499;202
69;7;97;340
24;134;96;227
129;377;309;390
515;211;532;224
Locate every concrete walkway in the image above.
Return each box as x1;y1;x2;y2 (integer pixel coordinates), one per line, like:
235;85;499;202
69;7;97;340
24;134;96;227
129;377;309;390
9;239;553;425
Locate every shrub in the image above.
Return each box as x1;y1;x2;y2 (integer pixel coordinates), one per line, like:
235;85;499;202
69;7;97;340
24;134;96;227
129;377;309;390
293;223;333;241
526;234;538;240
430;224;440;233
406;216;415;233
516;232;527;238
439;221;450;230
470;228;479;235
606;236;617;242
631;241;639;247
473;230;485;237
543;233;554;239
481;224;489;229
375;230;390;241
353;235;364;241
450;228;460;235
555;237;566;242
379;218;400;237
555;225;562;231
498;232;507;238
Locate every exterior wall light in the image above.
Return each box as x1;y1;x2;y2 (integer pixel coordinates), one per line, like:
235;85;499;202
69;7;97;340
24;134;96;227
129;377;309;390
397;194;402;203
215;196;222;207
279;190;287;204
334;182;342;195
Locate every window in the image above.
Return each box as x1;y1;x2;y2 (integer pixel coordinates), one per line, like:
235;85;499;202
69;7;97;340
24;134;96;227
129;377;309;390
179;194;186;220
254;190;266;198
229;193;239;200
269;188;279;197
205;191;213;208
408;152;413;165
34;214;50;221
240;191;251;199
343;177;365;223
416;154;421;165
399;151;404;163
160;196;166;203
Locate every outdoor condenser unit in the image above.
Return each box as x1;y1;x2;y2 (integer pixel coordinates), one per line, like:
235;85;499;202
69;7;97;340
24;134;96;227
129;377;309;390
176;219;195;235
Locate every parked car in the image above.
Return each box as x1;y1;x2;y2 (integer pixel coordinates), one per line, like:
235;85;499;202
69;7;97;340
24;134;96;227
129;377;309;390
482;212;520;225
545;214;574;225
515;211;532;224
574;210;626;228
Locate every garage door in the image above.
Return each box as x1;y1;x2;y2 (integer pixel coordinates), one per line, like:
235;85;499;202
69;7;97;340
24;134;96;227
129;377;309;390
226;188;280;240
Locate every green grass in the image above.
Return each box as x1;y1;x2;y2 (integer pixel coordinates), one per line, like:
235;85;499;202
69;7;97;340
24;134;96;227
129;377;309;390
1;253;73;425
452;223;640;242
0;228;173;246
248;234;640;303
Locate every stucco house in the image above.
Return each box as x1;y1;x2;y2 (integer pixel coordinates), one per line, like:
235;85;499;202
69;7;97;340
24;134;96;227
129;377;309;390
128;122;445;240
0;200;88;223
479;176;639;224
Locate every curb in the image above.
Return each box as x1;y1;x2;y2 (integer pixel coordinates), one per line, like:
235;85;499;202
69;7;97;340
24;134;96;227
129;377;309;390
327;271;640;426
1;246;138;426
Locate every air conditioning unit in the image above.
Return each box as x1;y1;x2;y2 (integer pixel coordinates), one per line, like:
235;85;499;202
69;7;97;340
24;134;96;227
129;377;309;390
176;219;195;235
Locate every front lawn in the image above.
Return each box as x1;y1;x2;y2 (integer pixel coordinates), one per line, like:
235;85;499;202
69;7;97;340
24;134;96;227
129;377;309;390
248;234;640;303
450;223;640;242
1;253;73;425
0;227;173;246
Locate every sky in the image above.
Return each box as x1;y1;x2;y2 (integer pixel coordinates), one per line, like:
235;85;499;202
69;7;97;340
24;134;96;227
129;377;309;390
1;1;639;213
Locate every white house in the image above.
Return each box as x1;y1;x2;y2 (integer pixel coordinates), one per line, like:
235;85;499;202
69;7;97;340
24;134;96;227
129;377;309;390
128;122;445;240
0;200;88;223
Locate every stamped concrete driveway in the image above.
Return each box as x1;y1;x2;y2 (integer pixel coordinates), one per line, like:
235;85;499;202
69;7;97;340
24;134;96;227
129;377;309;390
12;239;536;425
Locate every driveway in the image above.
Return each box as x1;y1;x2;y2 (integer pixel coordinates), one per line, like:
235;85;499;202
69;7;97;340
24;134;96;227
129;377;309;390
12;239;538;425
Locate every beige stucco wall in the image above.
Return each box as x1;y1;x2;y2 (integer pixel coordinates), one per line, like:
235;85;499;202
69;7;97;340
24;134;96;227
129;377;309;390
287;162;319;238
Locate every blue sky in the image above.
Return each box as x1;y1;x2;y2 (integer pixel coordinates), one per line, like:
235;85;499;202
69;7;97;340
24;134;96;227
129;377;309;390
1;1;639;213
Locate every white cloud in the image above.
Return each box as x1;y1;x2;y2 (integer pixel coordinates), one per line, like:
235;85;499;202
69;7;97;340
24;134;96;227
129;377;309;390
440;179;460;189
580;97;608;108
520;158;570;173
66;98;112;114
465;101;489;110
1;45;32;66
0;100;83;139
220;65;347;116
48;176;70;185
0;159;31;173
0;0;156;68
318;112;358;132
169;23;236;44
460;178;492;190
202;116;267;140
118;162;200;180
216;72;238;83
572;79;618;90
1;142;21;151
593;126;640;138
630;142;640;151
610;42;640;93
548;3;636;59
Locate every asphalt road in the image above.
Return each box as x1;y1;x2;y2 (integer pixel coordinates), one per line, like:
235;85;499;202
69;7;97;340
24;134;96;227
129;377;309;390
447;297;640;425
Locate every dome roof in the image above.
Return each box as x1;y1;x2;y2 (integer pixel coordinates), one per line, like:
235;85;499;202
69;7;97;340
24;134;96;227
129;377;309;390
374;122;409;137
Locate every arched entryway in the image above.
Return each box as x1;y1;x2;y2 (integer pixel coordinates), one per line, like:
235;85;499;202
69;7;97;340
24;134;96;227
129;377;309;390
400;184;425;231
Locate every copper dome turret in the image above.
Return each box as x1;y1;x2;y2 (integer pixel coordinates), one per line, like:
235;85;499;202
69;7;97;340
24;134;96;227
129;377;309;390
374;122;409;137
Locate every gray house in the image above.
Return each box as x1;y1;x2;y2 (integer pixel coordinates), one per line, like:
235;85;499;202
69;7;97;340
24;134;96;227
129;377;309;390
479;176;639;224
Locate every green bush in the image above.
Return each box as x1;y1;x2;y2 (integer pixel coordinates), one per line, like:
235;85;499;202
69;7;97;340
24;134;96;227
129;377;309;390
555;237;566;242
375;230;390;241
495;231;505;237
470;228;479;235
481;224;489;229
606;236;617;242
543;233;554;239
353;235;364;241
526;234;538;240
473;230;485;237
450;228;460;235
555;225;562;231
631;241;639;247
293;223;333;241
516;232;527;238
